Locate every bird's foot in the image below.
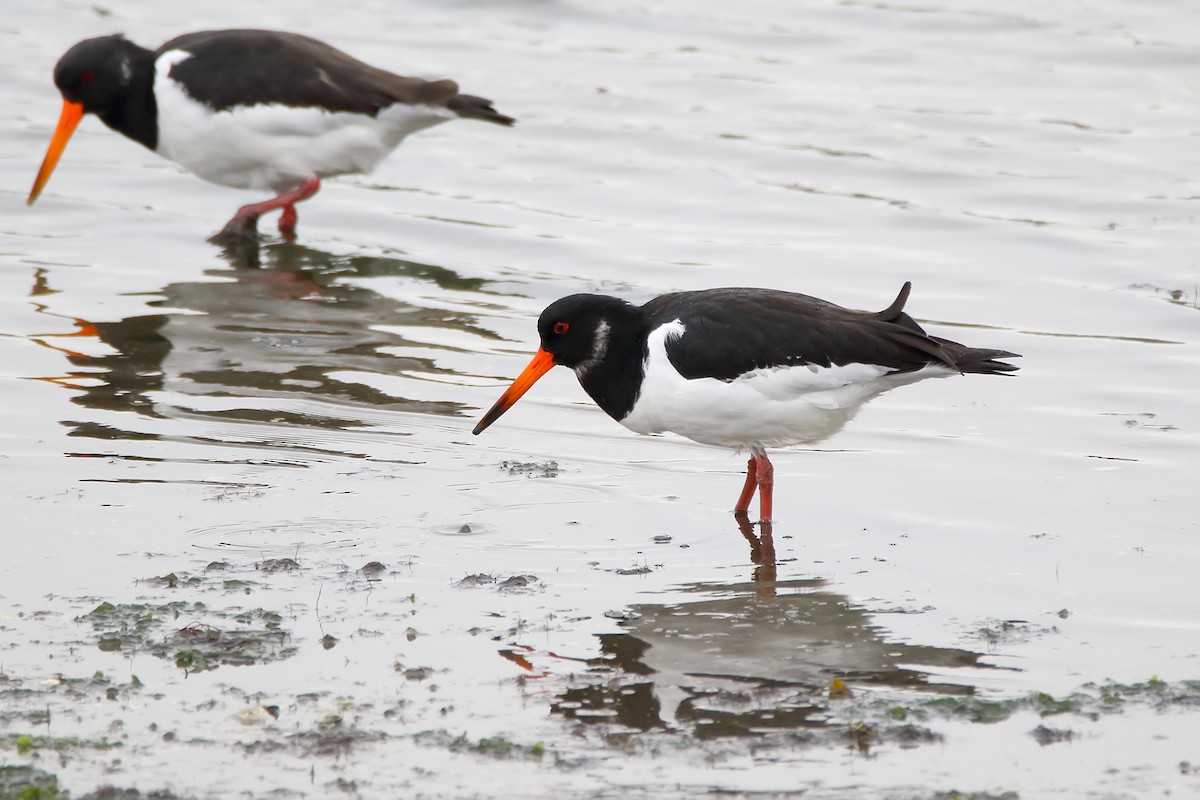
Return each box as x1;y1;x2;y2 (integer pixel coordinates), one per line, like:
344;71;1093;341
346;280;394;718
209;213;264;265
209;212;261;245
733;509;771;526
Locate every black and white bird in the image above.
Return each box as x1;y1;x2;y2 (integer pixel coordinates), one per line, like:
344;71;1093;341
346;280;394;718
473;283;1019;522
28;29;514;240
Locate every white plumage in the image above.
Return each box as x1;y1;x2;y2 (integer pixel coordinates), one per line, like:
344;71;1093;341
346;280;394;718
153;50;455;193
620;320;958;449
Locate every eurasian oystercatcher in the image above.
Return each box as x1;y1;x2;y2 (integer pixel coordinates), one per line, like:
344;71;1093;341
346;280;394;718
473;283;1019;522
27;29;514;240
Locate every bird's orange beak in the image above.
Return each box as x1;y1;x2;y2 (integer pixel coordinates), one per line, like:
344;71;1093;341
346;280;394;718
473;348;556;435
28;99;86;205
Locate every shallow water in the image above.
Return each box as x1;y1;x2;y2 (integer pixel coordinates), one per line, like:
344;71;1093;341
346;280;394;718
2;0;1199;798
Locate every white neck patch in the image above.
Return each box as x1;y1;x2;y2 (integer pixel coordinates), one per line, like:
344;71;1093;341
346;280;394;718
572;319;612;378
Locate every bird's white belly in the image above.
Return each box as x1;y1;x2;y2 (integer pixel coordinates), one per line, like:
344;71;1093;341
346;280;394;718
620;322;956;449
153;51;454;193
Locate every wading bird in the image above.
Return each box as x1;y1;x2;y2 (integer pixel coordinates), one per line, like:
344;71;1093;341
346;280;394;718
28;29;514;240
473;283;1018;522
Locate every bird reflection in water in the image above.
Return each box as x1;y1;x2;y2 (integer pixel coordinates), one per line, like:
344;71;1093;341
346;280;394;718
500;514;997;742
27;243;503;444
736;511;777;588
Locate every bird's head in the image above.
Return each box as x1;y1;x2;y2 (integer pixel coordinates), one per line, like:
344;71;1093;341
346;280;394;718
473;294;636;434
28;35;143;205
53;35;140;111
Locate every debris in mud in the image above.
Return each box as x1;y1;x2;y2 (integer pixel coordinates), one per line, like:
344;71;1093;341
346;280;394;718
917;691;1087;724
889;723;944;749
242;715;386;758
136;569;263;594
1087;676;1200;710
256;557;301;573
3;732;120;754
148;572;200;589
287;726;387;758
2;671;139;727
78;787;190;799
79;600;202;654
454;573;540;591
397;665;432;681
496;574;538;591
499;459;559;478
1099;410;1179;432
976;618;1058;646
234;705;280;726
456;573;497;587
0;766;61;799
412;729;549;760
1129;281;1200;310
171;620;295;673
360;561;387;576
1030;724;1076;746
78;600;295;673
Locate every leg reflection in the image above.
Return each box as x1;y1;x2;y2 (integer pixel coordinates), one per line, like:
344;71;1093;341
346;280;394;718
734;511;777;588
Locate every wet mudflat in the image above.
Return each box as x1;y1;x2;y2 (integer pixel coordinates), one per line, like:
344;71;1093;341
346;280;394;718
2;0;1199;798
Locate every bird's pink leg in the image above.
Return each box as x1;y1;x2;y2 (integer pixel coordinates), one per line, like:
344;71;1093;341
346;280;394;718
277;204;299;238
753;449;774;523
733;455;758;514
215;176;321;241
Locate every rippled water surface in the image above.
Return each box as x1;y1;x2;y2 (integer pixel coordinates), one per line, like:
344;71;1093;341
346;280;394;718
2;1;1199;798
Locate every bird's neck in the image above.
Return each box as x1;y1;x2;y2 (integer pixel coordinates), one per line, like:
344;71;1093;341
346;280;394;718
98;48;158;151
575;316;648;422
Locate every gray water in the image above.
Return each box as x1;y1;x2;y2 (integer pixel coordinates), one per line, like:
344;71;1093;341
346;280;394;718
2;1;1199;798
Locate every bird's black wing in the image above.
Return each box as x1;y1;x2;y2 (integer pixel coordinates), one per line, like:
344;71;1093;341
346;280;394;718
643;284;961;382
156;29;461;116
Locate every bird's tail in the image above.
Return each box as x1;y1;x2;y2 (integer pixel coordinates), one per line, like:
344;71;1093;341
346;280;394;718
932;337;1021;375
447;94;515;126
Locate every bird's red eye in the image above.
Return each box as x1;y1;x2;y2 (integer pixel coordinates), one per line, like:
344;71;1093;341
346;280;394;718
552;321;569;335
80;69;97;84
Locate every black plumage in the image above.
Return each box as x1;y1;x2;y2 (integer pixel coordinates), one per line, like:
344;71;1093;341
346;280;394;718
157;30;513;123
644;283;1017;382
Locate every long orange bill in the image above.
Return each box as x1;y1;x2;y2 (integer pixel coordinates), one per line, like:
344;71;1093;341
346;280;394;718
472;348;556;435
28;99;86;205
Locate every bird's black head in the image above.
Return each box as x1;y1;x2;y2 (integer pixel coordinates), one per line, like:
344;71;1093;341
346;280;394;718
53;34;146;112
536;293;638;373
472;293;642;436
28;34;157;205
